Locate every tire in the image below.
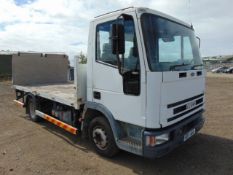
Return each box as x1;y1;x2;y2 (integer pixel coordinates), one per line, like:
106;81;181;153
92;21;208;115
88;117;119;157
27;97;41;122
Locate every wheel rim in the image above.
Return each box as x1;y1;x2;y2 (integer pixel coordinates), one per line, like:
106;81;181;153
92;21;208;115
92;127;108;150
29;101;36;119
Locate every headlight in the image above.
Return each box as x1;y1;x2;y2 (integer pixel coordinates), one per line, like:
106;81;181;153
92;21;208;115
145;133;169;147
156;133;169;145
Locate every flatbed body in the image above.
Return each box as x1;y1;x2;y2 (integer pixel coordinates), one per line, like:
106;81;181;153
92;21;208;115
12;52;86;110
14;83;79;109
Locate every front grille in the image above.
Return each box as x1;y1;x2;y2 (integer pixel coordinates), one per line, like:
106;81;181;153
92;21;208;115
168;104;203;122
173;97;203;115
174;105;187;115
196;98;203;105
167;93;204;108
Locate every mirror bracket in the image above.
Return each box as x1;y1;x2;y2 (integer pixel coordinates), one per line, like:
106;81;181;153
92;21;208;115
196;36;201;48
111;14;126;75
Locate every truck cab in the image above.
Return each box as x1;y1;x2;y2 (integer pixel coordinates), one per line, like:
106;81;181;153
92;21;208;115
85;7;205;158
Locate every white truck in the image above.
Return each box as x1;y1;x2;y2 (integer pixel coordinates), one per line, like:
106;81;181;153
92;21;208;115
13;7;205;158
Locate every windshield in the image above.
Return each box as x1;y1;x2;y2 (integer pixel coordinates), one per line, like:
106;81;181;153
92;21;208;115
141;13;202;71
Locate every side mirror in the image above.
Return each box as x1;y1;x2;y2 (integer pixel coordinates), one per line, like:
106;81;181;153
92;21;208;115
132;46;138;57
111;23;125;54
196;36;201;48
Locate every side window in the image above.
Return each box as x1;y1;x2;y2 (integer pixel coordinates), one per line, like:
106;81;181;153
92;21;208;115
96;17;140;96
123;20;140;71
96;21;117;66
122;17;140;96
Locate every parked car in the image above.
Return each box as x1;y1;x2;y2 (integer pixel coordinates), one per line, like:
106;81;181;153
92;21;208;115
211;66;229;73
226;67;233;73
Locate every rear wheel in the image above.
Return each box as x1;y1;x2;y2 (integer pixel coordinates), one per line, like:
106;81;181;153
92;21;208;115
27;97;41;122
88;117;119;157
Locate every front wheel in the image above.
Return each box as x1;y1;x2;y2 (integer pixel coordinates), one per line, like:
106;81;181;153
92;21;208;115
88;117;119;157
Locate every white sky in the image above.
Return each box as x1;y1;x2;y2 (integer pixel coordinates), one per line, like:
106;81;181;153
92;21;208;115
0;0;233;63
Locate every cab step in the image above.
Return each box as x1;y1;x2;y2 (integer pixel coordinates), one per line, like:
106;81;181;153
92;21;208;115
118;137;142;149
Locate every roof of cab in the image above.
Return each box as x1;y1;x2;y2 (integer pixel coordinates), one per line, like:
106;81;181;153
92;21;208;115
93;7;192;29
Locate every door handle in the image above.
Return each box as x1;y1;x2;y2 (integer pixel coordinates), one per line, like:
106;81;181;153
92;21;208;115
93;91;101;99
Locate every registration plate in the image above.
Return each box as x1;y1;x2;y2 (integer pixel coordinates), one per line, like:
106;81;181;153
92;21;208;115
183;128;196;142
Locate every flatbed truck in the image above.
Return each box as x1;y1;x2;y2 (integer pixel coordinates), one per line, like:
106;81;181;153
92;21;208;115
13;7;205;158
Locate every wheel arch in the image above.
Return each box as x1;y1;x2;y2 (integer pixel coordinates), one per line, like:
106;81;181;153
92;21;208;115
82;102;121;141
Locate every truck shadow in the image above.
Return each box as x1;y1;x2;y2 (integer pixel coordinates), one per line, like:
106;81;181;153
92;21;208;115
32;119;233;175
110;134;233;175
39;120;91;153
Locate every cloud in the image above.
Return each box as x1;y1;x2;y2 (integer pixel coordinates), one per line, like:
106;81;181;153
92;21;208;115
0;0;232;63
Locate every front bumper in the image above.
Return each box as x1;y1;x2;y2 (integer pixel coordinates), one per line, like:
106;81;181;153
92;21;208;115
143;110;205;159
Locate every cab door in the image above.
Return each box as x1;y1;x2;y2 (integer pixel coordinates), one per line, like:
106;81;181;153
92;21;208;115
92;14;146;127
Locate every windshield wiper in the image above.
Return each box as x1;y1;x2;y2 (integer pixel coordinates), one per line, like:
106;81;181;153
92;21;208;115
169;63;190;71
191;64;203;70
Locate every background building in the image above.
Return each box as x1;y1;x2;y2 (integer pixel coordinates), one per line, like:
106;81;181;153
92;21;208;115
0;51;17;80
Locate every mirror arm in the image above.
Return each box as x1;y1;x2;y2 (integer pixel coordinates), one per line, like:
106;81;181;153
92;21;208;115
196;36;201;48
115;14;124;75
116;54;123;75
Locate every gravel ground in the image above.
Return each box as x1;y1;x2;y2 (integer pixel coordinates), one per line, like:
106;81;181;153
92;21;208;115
0;75;233;175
